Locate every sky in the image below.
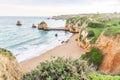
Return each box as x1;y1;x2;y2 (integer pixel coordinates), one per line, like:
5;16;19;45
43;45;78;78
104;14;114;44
0;0;120;16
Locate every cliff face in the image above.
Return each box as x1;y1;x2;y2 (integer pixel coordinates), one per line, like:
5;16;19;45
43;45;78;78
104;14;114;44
95;33;120;75
77;22;93;52
65;23;80;32
0;49;23;80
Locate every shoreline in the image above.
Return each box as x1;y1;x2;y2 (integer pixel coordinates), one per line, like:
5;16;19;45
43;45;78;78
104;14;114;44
21;33;85;73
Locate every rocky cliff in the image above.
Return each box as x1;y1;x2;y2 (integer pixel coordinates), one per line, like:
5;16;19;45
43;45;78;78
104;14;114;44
95;33;120;75
77;22;94;52
0;48;23;80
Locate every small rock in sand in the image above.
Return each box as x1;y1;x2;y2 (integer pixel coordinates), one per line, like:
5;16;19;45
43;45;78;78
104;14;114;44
61;41;64;44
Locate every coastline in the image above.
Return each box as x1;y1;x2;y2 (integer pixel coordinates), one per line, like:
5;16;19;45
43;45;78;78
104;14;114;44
21;33;85;73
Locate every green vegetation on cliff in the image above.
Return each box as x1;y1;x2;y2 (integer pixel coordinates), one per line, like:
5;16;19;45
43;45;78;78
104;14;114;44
89;72;120;80
0;48;13;56
81;48;103;68
105;18;120;27
68;14;120;43
104;27;120;36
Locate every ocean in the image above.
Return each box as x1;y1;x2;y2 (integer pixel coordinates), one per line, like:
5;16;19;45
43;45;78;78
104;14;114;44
0;16;72;62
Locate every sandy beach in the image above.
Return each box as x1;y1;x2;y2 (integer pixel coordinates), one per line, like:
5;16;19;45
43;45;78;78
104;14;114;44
21;33;85;73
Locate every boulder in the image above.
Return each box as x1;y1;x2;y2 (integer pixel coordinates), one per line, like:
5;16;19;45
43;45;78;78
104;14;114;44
16;20;22;26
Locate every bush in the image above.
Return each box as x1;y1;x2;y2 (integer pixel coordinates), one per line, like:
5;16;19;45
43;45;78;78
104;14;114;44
66;19;71;24
0;48;13;56
22;57;91;80
87;30;95;38
88;22;107;28
118;22;120;25
112;24;117;26
81;48;103;69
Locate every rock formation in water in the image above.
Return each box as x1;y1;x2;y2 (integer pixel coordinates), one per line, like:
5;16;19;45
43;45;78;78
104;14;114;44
38;21;48;30
0;48;23;80
32;24;36;28
16;21;22;26
95;33;120;75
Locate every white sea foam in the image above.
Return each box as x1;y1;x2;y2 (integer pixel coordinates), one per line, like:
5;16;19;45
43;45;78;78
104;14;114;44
15;33;72;62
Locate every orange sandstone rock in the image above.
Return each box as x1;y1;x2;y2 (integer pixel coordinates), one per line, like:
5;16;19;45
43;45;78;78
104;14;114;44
95;33;120;75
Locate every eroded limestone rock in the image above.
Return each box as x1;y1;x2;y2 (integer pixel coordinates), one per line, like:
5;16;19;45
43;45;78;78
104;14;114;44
0;48;23;80
77;22;94;52
16;21;22;26
38;21;48;30
95;33;120;75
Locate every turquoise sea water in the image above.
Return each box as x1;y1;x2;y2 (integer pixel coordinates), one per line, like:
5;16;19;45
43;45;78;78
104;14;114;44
0;16;72;62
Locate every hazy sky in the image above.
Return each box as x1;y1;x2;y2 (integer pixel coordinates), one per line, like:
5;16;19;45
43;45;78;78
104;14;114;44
0;0;120;16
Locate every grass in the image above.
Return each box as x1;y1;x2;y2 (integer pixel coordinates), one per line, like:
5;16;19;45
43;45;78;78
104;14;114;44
104;27;120;35
88;72;120;80
86;27;104;43
105;18;120;27
86;18;120;43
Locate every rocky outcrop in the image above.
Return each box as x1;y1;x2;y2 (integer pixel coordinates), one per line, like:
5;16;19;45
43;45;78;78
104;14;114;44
16;21;22;26
0;48;23;80
38;21;48;30
77;22;94;52
64;22;80;32
64;24;80;32
95;33;120;75
32;24;36;28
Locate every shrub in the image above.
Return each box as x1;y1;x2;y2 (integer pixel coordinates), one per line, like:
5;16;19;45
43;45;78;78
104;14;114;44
66;19;71;24
87;30;95;38
112;24;117;26
22;57;91;80
88;22;106;28
81;48;103;69
0;48;13;56
118;22;120;25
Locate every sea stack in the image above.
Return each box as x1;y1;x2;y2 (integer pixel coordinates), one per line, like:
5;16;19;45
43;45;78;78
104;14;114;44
16;20;22;26
32;24;36;28
38;21;48;30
